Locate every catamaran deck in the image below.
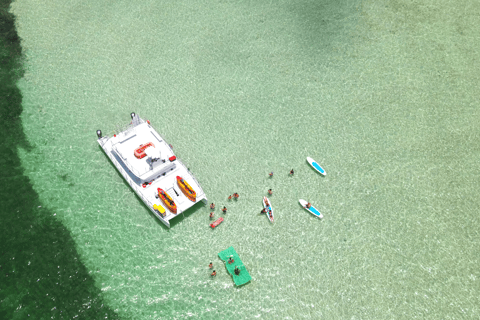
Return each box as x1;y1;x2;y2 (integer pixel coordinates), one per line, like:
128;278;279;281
97;114;207;227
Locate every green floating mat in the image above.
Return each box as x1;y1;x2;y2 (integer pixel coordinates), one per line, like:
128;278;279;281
218;246;252;286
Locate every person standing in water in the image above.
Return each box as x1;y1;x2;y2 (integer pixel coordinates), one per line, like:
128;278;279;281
268;189;272;195
289;169;294;175
222;206;227;214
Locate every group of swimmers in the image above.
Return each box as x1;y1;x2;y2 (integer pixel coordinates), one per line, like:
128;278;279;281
209;169;302;277
209;192;240;219
209;256;240;277
228;193;240;200
209;203;230;219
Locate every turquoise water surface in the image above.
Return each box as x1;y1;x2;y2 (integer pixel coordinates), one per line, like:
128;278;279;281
4;0;480;318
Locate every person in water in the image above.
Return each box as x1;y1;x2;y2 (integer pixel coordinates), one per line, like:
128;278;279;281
269;172;273;177
222;206;227;213
209;212;214;219
233;193;239;199
210;203;215;209
268;189;272;195
234;266;240;275
211;270;216;277
261;208;267;214
290;169;294;175
209;262;213;269
228;195;232;200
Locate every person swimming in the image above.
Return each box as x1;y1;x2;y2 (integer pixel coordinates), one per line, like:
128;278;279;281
222;206;227;213
209;262;213;269
228;195;232;200
210;203;215;209
269;172;273;177
268;189;272;195
261;208;267;214
290;169;294;175
209;212;214;219
233;193;239;199
211;270;216;276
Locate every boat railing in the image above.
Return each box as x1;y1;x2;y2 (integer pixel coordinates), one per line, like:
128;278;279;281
121;156;142;177
111;116;145;136
108;148;154;208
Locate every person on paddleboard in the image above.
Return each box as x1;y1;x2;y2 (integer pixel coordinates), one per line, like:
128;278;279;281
306;202;311;209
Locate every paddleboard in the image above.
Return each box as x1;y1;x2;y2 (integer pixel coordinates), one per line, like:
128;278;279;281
299;199;323;218
307;157;326;175
263;196;274;223
210;217;224;228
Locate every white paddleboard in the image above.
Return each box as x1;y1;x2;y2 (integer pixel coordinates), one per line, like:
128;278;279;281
299;199;323;218
307;157;326;175
263;196;274;223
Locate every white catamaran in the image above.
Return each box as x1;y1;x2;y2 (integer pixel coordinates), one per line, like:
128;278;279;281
96;113;207;227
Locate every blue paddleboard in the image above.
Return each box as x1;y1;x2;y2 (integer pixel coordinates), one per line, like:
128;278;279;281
307;157;326;175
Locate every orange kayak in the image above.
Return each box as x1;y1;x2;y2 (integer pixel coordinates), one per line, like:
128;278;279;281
157;188;177;213
176;176;196;202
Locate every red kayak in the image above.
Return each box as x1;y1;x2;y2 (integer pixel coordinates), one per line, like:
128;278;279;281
210;217;224;228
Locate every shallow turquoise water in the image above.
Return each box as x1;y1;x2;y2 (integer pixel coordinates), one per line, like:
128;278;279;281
10;0;480;318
